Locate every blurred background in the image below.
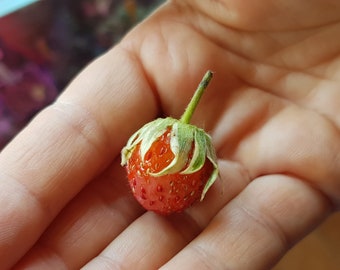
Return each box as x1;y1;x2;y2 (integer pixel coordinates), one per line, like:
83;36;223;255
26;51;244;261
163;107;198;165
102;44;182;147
0;1;339;269
0;0;163;148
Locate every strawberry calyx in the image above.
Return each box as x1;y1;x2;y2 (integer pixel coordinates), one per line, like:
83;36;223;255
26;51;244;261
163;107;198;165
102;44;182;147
121;117;218;200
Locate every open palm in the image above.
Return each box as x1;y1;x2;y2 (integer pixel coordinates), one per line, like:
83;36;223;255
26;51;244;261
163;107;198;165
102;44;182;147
1;1;340;269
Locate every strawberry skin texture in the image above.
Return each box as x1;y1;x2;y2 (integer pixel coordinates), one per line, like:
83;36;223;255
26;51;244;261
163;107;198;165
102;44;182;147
125;128;214;215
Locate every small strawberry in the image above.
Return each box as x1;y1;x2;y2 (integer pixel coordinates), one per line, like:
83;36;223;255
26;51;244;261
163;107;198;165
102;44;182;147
121;71;218;215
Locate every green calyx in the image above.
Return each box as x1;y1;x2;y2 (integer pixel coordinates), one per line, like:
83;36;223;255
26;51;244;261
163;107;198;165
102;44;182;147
120;118;218;200
121;70;218;201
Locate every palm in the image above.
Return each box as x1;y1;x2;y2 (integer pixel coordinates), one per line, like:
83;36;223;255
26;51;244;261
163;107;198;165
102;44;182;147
137;1;340;202
3;1;340;269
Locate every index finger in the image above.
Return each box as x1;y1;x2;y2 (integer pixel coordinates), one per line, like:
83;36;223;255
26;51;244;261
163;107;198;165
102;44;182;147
0;46;157;268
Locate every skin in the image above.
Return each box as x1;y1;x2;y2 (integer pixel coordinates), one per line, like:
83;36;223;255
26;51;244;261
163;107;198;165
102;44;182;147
0;0;340;269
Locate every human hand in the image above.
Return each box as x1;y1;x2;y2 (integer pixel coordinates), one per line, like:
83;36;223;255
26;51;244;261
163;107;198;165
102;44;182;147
1;0;340;269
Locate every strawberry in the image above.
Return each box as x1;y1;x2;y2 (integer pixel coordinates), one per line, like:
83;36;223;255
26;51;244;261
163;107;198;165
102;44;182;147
121;71;218;215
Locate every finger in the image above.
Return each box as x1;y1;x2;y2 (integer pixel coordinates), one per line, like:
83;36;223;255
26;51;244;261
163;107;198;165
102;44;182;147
212;87;340;205
184;0;340;31
161;174;331;270
81;160;249;269
13;160;144;269
0;46;157;268
229;42;340;128
237;105;340;205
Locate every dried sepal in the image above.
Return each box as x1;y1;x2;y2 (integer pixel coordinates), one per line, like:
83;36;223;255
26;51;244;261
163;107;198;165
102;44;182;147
150;122;193;176
201;133;219;201
180;128;206;174
121;117;175;166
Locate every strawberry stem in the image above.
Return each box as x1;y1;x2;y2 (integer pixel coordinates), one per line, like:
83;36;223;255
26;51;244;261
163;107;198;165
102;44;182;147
180;70;213;124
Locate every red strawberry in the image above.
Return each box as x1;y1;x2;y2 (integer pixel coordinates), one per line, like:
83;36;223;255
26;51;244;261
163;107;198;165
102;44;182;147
121;71;218;215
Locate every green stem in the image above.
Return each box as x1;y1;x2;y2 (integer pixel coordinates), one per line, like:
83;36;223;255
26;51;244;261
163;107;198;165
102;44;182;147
180;70;213;124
